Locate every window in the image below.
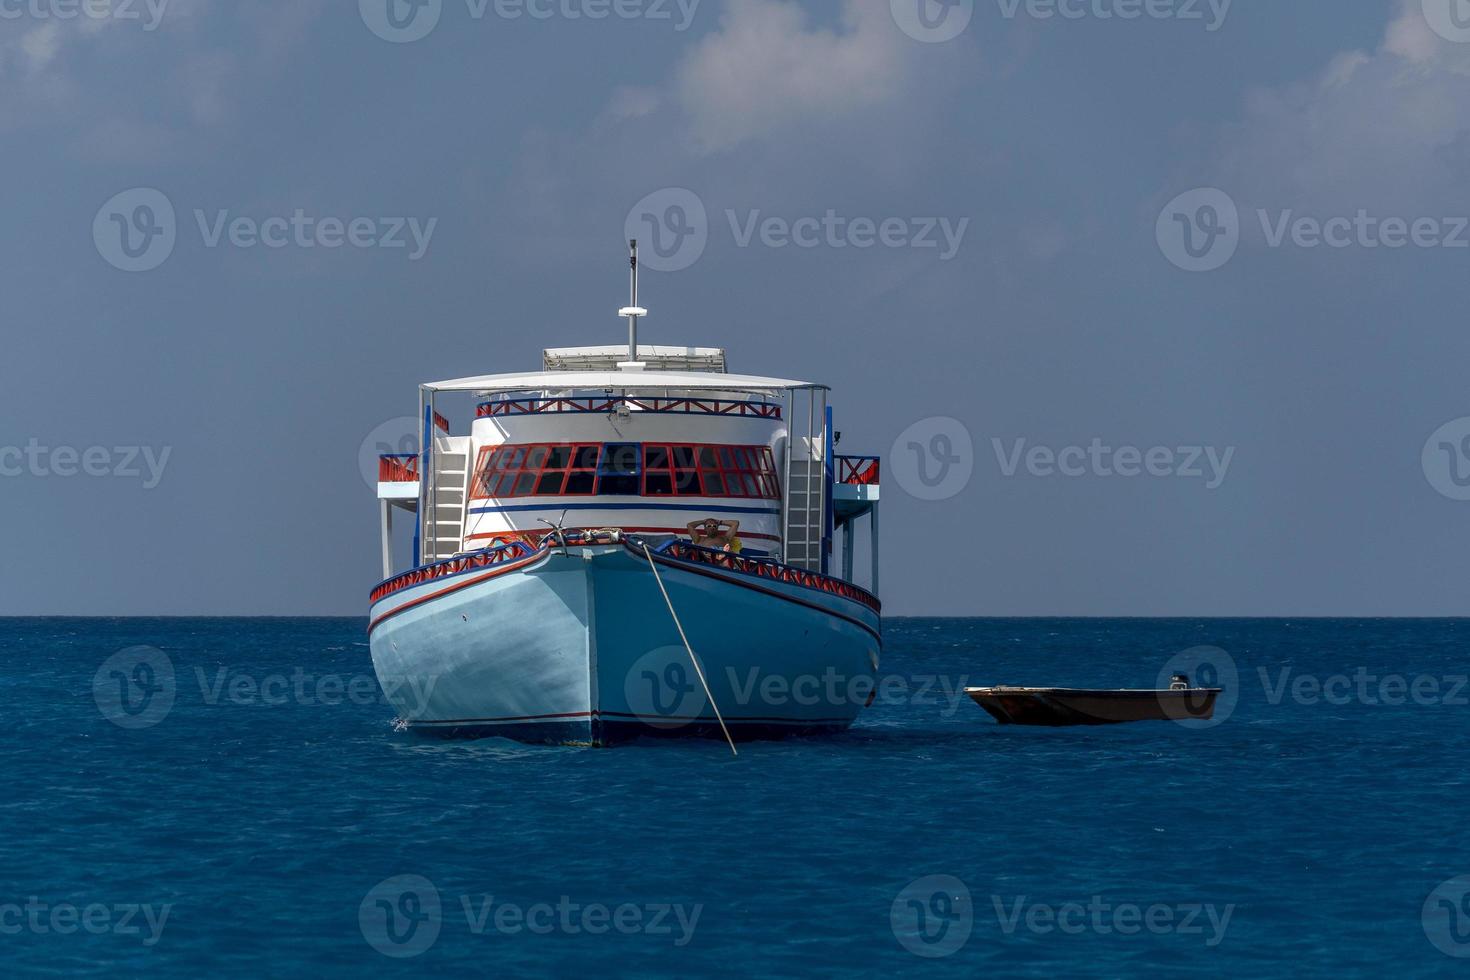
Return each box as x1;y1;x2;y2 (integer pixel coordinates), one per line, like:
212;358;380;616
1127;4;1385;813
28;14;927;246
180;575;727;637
472;442;599;498
472;442;780;500
641;443;779;499
597;443;641;496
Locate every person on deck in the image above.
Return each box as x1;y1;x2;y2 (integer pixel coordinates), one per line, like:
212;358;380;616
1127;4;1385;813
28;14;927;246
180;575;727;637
687;518;742;554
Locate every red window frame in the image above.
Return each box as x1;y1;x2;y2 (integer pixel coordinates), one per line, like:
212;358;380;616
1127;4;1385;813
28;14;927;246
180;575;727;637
641;443;779;500
471;442;600;499
471;442;780;500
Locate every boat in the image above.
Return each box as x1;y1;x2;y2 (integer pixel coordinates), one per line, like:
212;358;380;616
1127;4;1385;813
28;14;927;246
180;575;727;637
367;242;883;746
965;675;1221;726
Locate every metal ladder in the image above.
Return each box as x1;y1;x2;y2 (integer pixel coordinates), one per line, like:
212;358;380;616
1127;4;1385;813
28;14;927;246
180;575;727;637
783;389;828;571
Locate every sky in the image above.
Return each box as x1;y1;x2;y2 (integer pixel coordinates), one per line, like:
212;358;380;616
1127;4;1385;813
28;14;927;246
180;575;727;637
4;0;1470;616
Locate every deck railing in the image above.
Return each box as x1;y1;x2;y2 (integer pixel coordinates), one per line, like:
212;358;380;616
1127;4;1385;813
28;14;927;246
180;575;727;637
378;454;420;483
478;396;782;420
370;540;539;605
836;455;880;485
654;540;881;614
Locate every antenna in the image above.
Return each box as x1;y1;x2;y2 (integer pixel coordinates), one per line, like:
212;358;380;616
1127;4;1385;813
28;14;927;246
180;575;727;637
618;239;647;368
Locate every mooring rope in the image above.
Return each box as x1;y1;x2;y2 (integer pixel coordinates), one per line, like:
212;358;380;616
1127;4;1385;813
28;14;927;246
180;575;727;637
640;541;738;756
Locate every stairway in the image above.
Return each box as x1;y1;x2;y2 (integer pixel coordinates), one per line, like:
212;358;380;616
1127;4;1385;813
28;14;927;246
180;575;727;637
784;404;828;572
425;436;470;560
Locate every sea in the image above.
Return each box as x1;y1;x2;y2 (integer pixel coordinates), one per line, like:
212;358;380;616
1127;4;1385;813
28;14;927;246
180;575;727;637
3;617;1467;977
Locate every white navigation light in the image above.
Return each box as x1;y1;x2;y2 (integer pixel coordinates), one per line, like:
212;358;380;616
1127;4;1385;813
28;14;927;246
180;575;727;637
620;307;648;318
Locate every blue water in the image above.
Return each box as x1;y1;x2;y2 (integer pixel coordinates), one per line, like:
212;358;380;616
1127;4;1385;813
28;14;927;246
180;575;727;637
4;617;1468;977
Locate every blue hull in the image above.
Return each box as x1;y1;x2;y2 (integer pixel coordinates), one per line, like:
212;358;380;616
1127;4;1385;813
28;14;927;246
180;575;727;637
368;544;881;746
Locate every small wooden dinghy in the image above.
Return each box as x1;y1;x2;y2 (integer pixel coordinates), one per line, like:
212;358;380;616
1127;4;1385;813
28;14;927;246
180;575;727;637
965;675;1221;726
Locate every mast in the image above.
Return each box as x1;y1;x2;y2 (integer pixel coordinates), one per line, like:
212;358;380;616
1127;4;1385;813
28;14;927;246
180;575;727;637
618;239;647;367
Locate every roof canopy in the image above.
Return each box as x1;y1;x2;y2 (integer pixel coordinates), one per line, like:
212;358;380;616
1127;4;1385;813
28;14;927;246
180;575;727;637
424;369;823;395
543;345;727;373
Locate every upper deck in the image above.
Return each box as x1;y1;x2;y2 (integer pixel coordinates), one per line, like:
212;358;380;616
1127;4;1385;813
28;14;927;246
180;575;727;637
376;345;877;592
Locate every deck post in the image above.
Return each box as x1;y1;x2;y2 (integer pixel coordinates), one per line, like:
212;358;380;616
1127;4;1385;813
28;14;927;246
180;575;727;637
841;520;854;582
427;390;438;562
781;388;792;563
380;499;393;580
414;386;426;567
869;503;880;598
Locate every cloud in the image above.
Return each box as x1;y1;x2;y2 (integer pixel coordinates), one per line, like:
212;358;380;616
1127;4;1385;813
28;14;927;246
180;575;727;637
0;0;328;148
673;0;914;152
1205;0;1470;216
19;22;64;72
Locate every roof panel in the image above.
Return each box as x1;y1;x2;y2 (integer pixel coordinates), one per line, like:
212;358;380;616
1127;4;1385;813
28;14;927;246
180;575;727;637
424;370;821;393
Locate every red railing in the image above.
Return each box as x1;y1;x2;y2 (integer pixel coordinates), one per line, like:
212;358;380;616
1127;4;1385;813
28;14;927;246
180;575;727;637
369;531;882;615
478;397;781;419
370;541;539;605
837;455;880;485
434;412;450;432
653;541;881;615
378;454;420;483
